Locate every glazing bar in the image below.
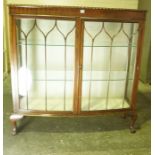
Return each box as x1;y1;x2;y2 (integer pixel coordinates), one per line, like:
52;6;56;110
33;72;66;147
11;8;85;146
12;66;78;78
25;19;36;110
45;20;57;111
88;40;94;110
64;39;67;111
25;38;29;110
55;21;75;111
84;23;103;111
35;19;54;111
16;21;23;67
32;79;133;82
104;23;123;109
16;21;22;109
45;37;47;111
122;24;134;108
106;40;113;109
17;22;29;110
122;41;132;108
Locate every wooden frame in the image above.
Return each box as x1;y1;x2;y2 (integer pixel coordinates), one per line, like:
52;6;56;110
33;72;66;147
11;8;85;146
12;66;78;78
8;5;146;135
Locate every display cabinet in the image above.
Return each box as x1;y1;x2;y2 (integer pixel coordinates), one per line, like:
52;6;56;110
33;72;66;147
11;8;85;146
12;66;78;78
8;5;146;135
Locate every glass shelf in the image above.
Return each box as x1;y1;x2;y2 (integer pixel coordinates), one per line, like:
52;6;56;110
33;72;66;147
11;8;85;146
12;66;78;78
84;45;136;47
24;70;129;71
32;79;134;81
17;43;75;47
17;42;136;48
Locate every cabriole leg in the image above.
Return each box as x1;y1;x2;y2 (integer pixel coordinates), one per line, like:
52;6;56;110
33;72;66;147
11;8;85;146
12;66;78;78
10;114;24;135
11;120;17;135
130;112;137;133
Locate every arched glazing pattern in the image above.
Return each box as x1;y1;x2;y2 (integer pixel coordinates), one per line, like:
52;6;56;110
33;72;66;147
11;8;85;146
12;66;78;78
81;21;139;111
16;18;76;111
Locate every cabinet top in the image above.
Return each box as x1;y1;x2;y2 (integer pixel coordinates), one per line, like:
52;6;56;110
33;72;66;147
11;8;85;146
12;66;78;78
9;5;146;22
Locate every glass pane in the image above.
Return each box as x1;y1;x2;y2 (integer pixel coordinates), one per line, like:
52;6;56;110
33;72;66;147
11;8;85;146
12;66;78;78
107;81;126;109
111;47;128;71
28;81;46;110
81;81;107;111
16;18;75;112
82;47;110;82
81;21;139;111
18;19;35;35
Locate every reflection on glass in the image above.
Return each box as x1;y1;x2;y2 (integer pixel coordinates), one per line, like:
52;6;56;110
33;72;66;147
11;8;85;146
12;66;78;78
18;67;32;96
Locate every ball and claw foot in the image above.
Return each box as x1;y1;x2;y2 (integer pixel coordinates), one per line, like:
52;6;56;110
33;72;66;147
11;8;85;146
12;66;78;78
10;114;24;135
130;126;136;133
11;127;17;136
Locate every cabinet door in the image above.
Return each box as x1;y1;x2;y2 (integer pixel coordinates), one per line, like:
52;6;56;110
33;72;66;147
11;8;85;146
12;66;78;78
81;21;139;111
16;18;76;112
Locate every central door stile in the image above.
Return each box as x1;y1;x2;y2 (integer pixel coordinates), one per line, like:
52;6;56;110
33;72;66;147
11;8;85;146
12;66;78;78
73;18;84;114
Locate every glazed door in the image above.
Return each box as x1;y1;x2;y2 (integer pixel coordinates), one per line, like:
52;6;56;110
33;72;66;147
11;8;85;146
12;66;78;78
80;20;139;112
16;18;76;112
14;17;140;113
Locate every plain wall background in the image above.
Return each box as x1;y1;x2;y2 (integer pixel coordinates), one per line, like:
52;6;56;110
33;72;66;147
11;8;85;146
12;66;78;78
138;0;151;83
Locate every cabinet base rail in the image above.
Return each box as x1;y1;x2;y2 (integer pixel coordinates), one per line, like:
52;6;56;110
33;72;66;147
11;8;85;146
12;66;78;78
10;110;137;135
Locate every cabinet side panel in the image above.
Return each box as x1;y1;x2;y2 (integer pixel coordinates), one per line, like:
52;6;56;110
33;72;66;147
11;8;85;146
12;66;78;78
9;15;19;112
131;21;145;110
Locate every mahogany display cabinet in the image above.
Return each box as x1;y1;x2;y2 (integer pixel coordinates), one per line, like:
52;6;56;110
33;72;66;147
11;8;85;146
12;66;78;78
8;5;146;135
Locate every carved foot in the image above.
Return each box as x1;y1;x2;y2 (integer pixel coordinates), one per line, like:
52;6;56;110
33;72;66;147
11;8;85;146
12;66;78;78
11;120;17;135
130;126;136;133
10;114;24;135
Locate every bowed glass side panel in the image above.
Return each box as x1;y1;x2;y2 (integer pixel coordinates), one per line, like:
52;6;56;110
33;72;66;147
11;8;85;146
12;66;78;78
81;21;139;111
16;18;76;111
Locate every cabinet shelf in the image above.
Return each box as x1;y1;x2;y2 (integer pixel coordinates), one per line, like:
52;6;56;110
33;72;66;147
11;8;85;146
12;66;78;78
32;79;134;82
17;43;136;48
